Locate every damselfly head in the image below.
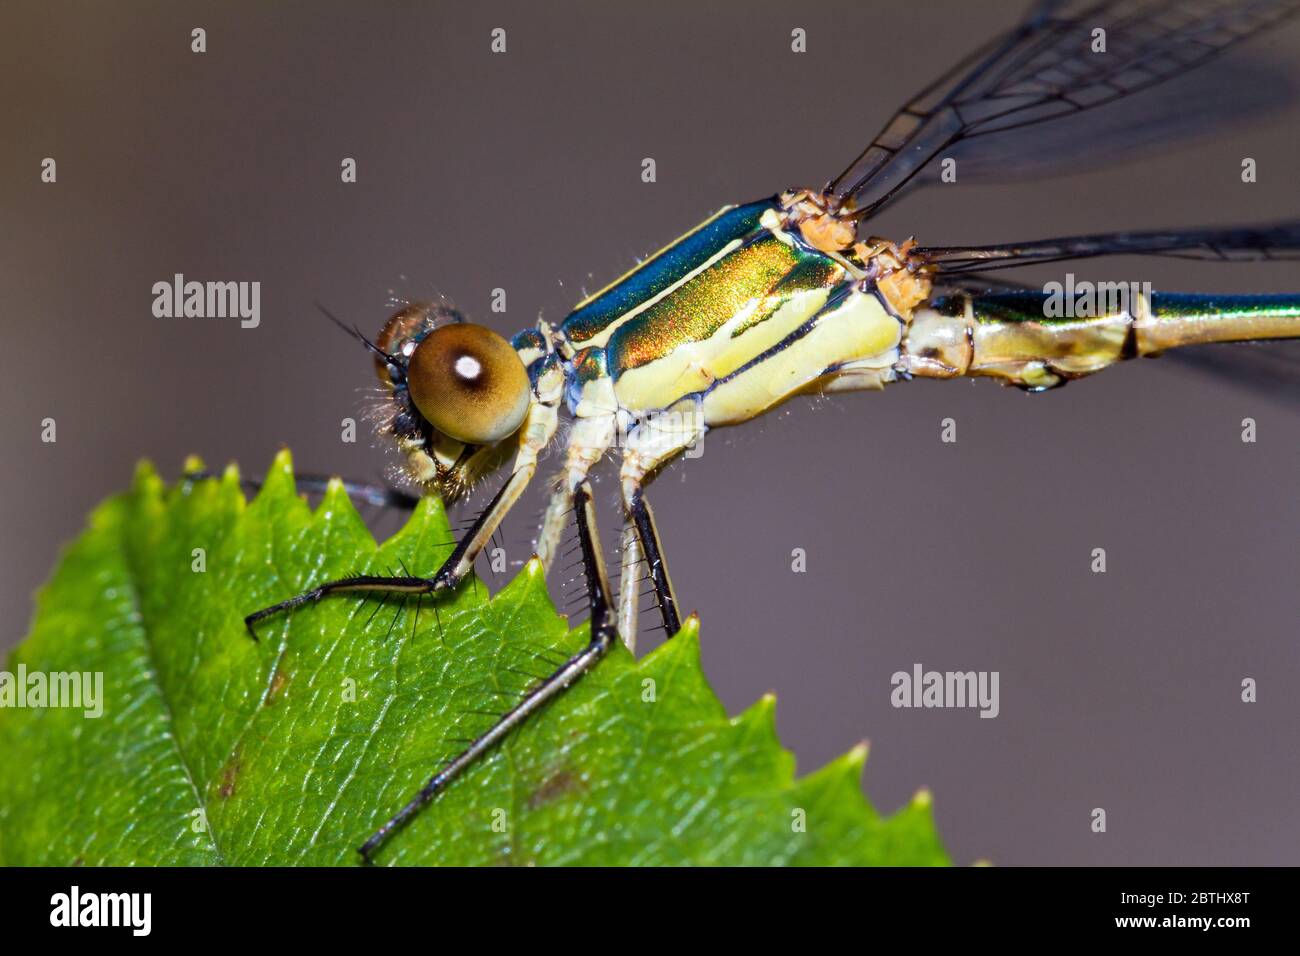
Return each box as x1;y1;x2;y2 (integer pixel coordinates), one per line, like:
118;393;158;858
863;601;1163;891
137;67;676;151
371;302;529;500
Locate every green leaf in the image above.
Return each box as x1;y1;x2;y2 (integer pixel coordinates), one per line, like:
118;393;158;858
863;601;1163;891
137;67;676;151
0;451;949;866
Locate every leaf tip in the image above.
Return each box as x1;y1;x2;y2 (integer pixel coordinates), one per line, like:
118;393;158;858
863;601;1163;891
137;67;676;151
253;447;298;504
130;459;163;498
319;476;352;512
495;552;556;616
271;446;294;469
131;458;158;483
911;786;933;809
182;454;206;474
735;690;779;739
639;614;706;687
846;739;870;771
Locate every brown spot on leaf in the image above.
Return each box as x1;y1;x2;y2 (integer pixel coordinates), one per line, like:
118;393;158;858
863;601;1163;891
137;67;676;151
265;663;289;705
527;767;585;810
218;753;241;799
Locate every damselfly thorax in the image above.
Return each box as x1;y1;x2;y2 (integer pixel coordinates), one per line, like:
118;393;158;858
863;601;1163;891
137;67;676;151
234;0;1300;862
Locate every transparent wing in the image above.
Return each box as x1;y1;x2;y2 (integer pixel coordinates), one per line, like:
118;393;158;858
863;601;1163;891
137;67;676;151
827;0;1300;222
914;222;1300;274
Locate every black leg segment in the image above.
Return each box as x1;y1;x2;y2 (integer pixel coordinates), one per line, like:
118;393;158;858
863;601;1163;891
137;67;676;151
244;575;436;640
628;488;681;637
357;479;620;863
240;469;528;639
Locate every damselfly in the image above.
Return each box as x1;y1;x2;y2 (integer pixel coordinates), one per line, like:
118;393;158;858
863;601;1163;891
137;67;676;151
239;0;1300;860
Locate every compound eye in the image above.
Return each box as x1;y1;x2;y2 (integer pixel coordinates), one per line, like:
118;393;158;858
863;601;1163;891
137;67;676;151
406;323;530;445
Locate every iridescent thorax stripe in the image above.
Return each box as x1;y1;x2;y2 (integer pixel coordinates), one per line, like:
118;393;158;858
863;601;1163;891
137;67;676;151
560;197;778;347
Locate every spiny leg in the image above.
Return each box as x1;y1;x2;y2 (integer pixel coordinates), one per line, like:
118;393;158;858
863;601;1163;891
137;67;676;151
617;521;645;645
624;485;681;640
616;405;701;647
534;414;616;573
536;481;576;574
358;479;620;863
244;397;559;637
243;463;529;636
244;574;437;639
428;460;537;590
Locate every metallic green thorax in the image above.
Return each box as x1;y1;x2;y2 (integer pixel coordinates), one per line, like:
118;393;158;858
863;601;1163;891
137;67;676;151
555;197;901;420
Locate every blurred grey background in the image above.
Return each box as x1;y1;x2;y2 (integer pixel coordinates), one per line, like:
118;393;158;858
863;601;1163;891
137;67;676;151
2;0;1297;865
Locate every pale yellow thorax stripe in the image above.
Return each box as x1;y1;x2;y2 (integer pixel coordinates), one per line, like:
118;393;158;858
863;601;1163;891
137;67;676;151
702;292;901;425
612;286;834;412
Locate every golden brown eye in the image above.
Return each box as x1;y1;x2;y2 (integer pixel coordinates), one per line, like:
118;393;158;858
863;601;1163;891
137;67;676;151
406;323;530;445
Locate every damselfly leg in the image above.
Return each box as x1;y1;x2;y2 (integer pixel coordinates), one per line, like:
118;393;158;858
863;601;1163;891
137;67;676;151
532;410;688;651
534;414;617;573
183;470;421;512
622;489;680;640
613;411;700;648
357;480;621;862
244;383;560;636
243;463;519;637
527;411;680;649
